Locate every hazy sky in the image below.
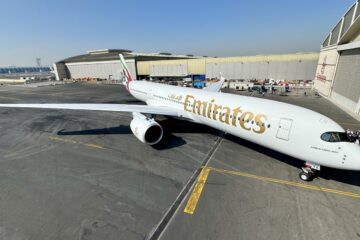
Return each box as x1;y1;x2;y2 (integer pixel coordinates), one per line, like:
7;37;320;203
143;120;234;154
0;0;355;66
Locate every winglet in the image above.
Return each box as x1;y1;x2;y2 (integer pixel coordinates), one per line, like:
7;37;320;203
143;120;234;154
203;73;225;92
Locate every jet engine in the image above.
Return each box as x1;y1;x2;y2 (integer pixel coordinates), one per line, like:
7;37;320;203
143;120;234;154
130;113;163;145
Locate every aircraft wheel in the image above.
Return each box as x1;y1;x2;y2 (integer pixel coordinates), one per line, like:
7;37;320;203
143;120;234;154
299;171;313;181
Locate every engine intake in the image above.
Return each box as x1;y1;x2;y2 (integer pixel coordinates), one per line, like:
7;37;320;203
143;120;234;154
130;113;163;145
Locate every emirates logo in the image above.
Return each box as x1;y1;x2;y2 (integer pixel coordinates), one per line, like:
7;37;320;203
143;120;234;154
320;56;327;74
316;56;328;81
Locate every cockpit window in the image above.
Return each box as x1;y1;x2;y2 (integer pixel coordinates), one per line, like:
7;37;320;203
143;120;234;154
320;132;331;142
320;132;355;143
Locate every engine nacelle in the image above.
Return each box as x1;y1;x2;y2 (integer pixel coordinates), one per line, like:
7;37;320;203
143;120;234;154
130;113;163;145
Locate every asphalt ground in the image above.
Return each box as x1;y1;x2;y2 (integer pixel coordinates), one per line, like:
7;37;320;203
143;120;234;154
0;83;359;240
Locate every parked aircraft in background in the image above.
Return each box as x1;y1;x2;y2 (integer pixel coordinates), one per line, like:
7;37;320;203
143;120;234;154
0;55;359;181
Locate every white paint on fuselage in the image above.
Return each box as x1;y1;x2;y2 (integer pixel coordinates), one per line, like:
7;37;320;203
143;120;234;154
129;81;360;171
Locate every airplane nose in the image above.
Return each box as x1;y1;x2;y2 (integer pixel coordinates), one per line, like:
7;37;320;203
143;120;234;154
346;144;360;170
355;145;360;170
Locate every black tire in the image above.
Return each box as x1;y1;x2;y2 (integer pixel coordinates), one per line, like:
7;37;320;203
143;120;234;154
299;171;313;181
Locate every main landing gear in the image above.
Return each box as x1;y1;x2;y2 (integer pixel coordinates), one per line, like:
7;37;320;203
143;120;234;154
299;162;320;181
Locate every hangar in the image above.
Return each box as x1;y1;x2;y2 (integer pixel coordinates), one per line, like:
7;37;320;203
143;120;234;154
314;0;360;119
53;49;194;81
137;52;318;81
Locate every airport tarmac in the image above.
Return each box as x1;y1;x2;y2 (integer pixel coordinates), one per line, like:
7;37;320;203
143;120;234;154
0;83;359;240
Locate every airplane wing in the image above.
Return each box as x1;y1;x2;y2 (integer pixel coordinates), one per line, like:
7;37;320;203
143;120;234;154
0;104;179;116
203;75;225;92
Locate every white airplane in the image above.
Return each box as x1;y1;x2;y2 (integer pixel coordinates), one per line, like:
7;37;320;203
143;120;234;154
0;55;359;181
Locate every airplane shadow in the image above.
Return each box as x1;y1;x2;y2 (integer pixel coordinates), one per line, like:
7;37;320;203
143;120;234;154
58;125;186;150
152;132;187;150
56;118;218;150
58;125;132;135
153;119;222;150
224;134;360;187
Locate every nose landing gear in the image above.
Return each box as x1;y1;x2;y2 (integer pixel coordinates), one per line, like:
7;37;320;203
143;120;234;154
299;162;320;181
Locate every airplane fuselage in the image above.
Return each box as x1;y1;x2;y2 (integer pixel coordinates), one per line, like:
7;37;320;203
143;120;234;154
129;80;360;171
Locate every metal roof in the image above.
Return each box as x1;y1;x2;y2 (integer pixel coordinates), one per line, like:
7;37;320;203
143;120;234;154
58;49;197;64
322;0;360;48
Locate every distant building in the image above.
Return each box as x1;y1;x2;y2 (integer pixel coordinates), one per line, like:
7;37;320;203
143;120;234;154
314;0;360;119
0;67;51;75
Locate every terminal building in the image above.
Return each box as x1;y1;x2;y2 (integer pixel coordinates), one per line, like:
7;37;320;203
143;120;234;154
314;0;360;118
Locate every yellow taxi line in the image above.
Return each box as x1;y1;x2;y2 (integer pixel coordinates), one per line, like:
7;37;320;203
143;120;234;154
208;167;360;198
0;96;19;100
184;166;360;215
184;167;211;214
48;136;106;150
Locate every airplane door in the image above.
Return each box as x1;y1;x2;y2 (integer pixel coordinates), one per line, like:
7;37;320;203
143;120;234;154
276;118;293;141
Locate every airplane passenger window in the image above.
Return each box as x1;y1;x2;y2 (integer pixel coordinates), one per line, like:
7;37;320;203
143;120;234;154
320;132;355;143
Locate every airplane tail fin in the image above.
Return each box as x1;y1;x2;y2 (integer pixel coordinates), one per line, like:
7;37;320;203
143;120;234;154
203;72;225;92
119;54;134;89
